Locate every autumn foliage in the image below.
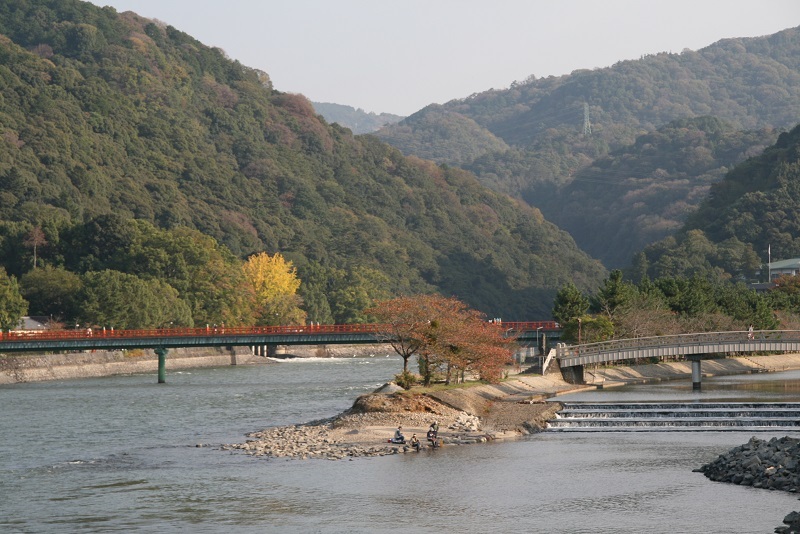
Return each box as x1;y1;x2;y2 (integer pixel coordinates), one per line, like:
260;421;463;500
242;252;306;325
367;294;515;386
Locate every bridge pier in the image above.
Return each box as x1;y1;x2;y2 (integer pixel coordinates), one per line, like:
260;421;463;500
561;364;585;385
690;357;702;391
155;347;168;384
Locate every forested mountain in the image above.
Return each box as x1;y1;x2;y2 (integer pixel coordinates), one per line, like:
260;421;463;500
0;0;606;324
374;27;800;270
311;102;402;134
546;117;777;267
370;104;509;166
635;123;800;282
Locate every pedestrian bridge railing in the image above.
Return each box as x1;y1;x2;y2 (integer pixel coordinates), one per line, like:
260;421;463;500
556;330;800;368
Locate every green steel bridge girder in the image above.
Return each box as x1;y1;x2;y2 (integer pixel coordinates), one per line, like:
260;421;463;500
0;333;394;353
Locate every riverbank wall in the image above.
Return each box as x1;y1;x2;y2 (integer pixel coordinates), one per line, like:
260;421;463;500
0;346;257;384
4;348;800;387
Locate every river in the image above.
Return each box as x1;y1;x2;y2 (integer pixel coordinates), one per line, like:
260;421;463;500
3;356;800;533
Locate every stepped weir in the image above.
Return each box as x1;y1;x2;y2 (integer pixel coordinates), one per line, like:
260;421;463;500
547;402;800;432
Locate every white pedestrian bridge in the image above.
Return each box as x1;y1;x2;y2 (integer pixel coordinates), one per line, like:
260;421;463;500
554;330;800;390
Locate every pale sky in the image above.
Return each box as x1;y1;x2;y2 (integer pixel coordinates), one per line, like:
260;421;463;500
87;1;800;116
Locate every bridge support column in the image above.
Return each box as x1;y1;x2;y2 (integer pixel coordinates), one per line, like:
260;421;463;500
155;347;168;384
691;358;702;391
266;344;278;357
561;364;584;385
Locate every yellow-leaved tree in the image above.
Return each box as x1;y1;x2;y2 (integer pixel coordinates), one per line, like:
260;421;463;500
242;252;307;325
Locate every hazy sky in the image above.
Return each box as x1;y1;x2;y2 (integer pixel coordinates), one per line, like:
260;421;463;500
88;1;800;116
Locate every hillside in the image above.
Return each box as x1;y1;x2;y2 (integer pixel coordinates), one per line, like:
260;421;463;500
369;104;509;166
0;0;606;322
311;102;403;134
637;123;800;281
374;26;800;269
545;117;777;268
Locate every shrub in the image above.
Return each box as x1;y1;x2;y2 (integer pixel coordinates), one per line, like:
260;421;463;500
394;370;417;390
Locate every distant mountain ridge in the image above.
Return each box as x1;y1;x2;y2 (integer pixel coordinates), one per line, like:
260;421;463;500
312;102;402;134
373;26;800;271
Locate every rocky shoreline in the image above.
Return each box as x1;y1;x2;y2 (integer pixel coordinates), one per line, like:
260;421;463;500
221;382;562;460
696;437;800;533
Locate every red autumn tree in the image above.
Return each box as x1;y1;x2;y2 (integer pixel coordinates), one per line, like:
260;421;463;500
366;294;432;373
367;294;515;385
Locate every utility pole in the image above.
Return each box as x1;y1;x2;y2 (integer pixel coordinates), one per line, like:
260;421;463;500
766;244;773;283
583;102;592;136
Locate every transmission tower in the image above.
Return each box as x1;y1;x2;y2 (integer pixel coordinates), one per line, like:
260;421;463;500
583;102;592;136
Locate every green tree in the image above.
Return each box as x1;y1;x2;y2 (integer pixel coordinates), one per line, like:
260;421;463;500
552;283;589;325
79;270;192;329
328;267;391;324
591;269;638;321
20;266;82;321
0;267;27;331
129;224;255;326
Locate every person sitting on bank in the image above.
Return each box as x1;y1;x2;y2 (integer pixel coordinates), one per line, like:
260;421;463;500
393;426;405;443
410;434;421;451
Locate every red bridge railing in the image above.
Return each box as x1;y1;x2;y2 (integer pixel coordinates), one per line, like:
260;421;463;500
0;321;559;343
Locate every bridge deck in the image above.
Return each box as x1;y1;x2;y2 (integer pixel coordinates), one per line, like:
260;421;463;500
557;330;800;367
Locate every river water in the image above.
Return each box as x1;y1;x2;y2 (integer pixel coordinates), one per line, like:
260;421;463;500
3;357;800;533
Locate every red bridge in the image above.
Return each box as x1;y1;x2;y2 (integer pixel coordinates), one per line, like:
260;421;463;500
0;321;561;382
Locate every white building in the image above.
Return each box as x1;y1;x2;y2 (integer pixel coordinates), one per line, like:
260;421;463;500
768;258;800;280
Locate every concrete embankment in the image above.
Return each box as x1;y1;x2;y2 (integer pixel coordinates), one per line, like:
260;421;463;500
5;347;800;387
0;346;257;384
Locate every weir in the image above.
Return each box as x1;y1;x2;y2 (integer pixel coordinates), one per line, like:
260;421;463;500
548;402;800;432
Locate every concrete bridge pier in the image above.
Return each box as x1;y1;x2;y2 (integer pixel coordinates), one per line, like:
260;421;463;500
690;357;702;391
250;345;280;357
561;364;585;385
155;347;168;384
249;345;281;357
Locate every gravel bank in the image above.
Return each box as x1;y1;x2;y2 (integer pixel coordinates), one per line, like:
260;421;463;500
223;381;562;460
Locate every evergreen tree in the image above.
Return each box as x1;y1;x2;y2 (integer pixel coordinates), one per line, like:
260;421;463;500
0;267;27;331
